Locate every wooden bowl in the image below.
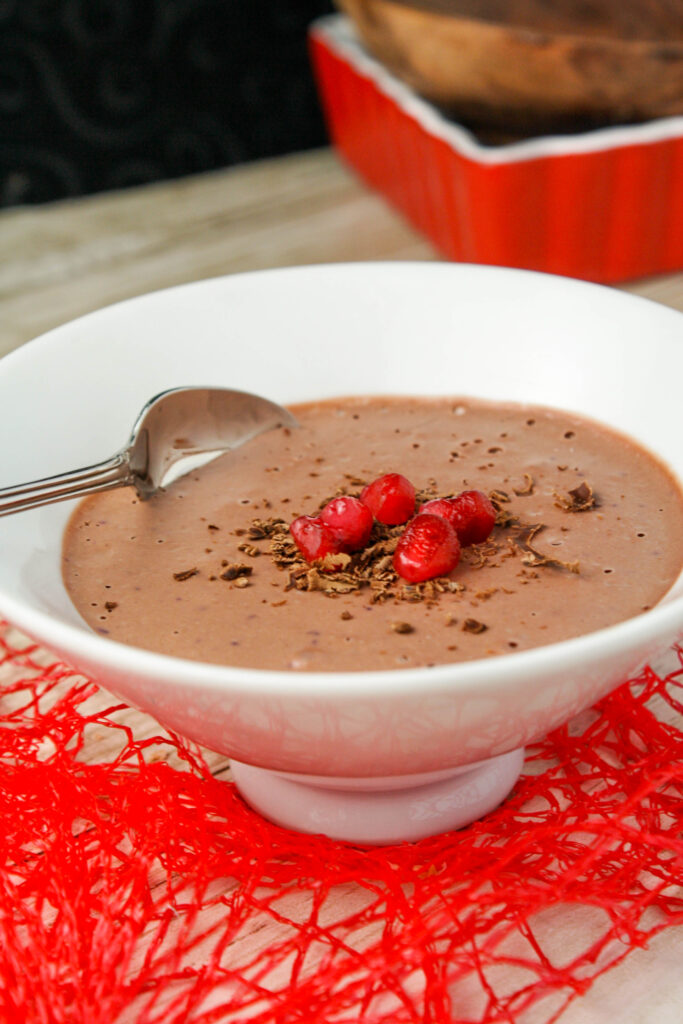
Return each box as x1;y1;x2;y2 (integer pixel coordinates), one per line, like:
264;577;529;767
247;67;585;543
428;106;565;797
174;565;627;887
335;0;683;130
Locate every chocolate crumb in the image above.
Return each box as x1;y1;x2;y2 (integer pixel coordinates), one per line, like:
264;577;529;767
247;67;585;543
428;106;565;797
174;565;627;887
340;610;353;620
104;601;118;612
220;563;253;581
173;568;198;581
554;481;597;512
208;524;220;531
463;618;488;634
391;621;414;634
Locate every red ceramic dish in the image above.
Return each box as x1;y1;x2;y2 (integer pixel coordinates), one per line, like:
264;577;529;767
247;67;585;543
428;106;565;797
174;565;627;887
310;15;683;284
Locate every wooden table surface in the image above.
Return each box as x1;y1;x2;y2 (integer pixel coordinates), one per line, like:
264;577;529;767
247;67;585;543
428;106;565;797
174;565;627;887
1;147;683;1022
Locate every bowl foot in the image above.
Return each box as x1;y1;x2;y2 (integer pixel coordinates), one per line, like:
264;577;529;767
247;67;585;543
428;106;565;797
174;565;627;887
230;748;525;845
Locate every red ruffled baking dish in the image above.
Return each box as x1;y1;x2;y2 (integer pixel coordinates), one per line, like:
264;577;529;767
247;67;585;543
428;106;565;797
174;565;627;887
309;15;683;283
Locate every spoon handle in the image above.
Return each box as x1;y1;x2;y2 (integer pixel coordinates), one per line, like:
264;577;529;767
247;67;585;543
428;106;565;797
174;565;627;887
0;452;133;516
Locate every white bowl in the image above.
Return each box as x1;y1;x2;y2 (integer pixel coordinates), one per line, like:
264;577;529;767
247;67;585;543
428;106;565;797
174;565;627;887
1;264;681;844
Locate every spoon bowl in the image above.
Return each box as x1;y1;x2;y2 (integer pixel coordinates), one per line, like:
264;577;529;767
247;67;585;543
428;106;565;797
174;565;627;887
0;387;297;515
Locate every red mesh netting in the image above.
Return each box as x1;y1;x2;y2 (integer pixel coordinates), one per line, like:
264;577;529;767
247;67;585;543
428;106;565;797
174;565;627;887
1;620;683;1023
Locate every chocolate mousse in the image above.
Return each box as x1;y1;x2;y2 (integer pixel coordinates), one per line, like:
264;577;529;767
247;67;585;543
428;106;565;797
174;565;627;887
61;396;683;671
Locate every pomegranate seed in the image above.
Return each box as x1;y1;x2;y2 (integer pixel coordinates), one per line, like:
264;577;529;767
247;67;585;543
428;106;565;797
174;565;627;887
290;515;345;568
393;513;461;583
360;473;415;525
450;490;496;545
419;497;461;530
420;490;496;546
320;495;374;551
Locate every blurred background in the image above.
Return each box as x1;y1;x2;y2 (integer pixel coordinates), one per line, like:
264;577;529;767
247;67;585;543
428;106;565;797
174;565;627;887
2;0;682;313
0;0;334;207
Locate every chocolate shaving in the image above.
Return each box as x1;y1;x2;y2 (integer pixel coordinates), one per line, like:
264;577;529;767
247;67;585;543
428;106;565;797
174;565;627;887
513;473;535;496
245;467;592;603
220;563;253;581
248;518;288;541
517;525;580;573
461;540;501;570
494;507;518;529
554;481;597;512
237;542;261;557
414;485;438;505
462;618;487;634
317;551;352;572
256;512;465;604
488;490;518;528
173;568;199;581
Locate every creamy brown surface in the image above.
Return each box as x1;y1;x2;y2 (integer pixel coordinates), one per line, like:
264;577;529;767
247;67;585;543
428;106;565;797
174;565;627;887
62;397;683;672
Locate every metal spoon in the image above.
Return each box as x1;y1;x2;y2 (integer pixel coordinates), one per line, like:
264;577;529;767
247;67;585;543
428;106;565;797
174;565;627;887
0;387;298;516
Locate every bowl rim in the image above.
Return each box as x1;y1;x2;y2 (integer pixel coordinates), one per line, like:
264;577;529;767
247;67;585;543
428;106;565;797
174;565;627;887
1;262;683;699
312;13;683;165
1;576;682;700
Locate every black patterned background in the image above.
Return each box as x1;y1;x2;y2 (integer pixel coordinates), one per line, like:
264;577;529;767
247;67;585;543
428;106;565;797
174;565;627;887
0;0;335;207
